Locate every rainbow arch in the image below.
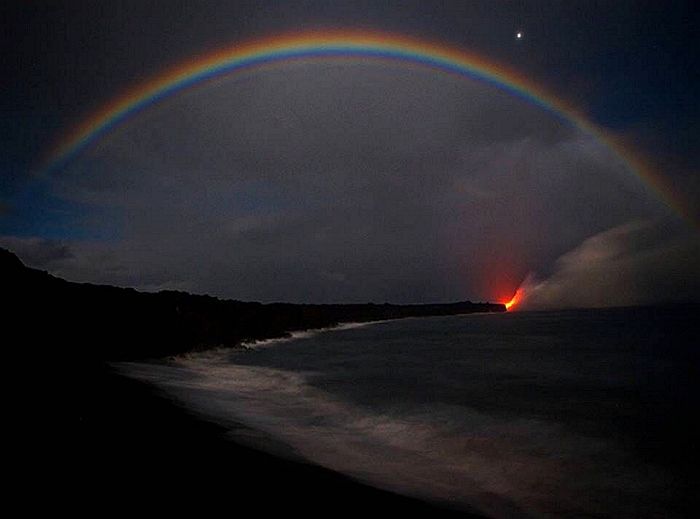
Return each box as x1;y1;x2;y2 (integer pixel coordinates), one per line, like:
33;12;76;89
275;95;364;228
44;30;686;221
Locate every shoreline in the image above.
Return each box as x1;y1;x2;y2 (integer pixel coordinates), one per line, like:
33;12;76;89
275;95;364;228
2;248;499;514
74;363;486;517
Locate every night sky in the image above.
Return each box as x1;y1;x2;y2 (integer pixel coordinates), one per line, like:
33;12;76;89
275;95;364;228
2;1;698;306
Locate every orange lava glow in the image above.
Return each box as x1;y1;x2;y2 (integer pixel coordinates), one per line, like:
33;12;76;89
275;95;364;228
504;289;522;311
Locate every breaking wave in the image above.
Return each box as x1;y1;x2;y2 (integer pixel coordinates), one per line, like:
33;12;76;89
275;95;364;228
240;320;382;350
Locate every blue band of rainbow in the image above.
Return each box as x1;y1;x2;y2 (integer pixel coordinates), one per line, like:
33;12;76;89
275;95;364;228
43;30;690;223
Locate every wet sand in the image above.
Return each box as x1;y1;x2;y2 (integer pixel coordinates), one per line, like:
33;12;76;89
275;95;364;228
68;364;484;517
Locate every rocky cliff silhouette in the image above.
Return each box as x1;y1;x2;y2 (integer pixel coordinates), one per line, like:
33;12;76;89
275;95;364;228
1;247;504;362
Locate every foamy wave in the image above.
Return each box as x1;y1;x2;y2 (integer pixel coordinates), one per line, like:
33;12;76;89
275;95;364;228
116;355;675;519
240;320;383;350
164;320;386;362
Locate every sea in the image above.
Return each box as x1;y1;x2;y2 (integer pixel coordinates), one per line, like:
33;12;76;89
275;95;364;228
119;306;698;518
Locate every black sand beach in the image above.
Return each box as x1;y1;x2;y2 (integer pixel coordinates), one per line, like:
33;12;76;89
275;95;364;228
71;364;484;517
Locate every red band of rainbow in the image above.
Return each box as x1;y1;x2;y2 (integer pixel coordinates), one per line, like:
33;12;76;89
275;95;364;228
43;30;691;223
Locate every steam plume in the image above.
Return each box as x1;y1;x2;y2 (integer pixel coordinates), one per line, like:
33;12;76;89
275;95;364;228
516;220;699;310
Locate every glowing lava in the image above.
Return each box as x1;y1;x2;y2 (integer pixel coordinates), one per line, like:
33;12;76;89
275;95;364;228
504;287;523;311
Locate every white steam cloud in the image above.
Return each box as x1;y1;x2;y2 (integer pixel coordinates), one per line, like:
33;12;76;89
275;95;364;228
516;220;700;310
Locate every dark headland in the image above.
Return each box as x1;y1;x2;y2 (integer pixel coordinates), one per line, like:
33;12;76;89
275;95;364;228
4;248;501;516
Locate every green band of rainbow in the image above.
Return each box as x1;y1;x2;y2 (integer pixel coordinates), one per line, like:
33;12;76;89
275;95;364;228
44;30;689;222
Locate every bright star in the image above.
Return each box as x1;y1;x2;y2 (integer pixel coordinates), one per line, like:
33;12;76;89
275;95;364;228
516;31;523;39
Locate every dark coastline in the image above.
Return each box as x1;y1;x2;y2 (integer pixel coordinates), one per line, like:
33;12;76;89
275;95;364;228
2;248;504;362
4;248;498;516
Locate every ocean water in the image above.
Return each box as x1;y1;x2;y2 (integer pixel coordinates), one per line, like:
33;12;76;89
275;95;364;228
119;307;698;518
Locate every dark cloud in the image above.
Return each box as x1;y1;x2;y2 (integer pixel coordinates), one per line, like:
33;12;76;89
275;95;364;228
7;62;682;304
0;236;75;269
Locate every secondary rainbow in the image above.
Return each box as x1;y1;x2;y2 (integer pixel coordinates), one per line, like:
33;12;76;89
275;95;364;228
43;30;688;221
